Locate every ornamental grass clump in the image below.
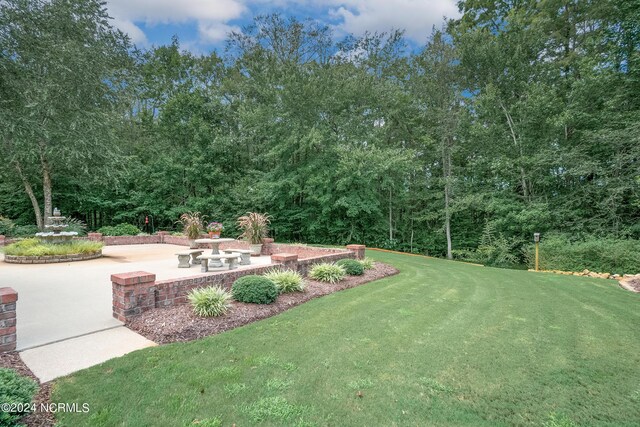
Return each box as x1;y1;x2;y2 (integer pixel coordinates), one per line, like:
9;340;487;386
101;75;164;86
237;212;270;244
264;269;306;294
188;286;232;317
232;275;278;304
360;257;375;270
336;259;365;276
4;239;103;256
309;263;346;284
178;212;205;239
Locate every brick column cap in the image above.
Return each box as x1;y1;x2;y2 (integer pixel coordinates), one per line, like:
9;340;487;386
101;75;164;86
271;253;298;262
111;271;156;286
262;238;275;244
346;244;366;250
0;288;17;304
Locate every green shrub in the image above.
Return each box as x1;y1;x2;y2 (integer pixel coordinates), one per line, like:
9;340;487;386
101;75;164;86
65;218;88;236
359;257;375;270
4;239;103;256
263;269;306;293
309;263;346;283
97;223;141;236
0;216;15;236
188;286;232;317
524;234;640;274
232;275;278;304
10;225;39;237
0;368;38;427
336;259;364;276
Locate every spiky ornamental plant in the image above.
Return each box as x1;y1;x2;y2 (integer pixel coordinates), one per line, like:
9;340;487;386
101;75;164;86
237;212;271;244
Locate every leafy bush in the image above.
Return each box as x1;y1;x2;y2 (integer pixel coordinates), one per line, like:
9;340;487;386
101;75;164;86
263;269;306;293
232;275;278;304
0;216;15;236
188;286;232;317
360;257;375;270
0;368;38;427
309;263;346;283
523;234;640;274
65;217;88;236
10;225;39;237
97;223;141;236
4;239;103;256
336;259;364;276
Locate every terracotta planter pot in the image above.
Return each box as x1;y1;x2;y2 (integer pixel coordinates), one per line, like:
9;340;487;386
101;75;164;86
208;232;221;238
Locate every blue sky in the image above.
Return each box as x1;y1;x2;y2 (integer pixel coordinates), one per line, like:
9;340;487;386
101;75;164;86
105;0;460;54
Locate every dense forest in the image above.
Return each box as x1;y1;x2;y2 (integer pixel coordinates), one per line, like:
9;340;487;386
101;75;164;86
1;0;638;264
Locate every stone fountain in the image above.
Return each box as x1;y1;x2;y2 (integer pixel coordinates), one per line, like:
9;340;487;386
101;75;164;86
35;208;77;244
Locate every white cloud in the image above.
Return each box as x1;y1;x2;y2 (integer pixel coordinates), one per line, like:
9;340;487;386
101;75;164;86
103;0;459;49
105;0;247;47
326;0;459;43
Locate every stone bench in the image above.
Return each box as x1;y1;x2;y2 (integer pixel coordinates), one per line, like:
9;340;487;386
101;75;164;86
222;249;252;265
197;254;240;272
175;250;204;268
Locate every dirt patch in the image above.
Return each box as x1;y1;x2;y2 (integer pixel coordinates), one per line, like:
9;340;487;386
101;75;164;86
0;352;55;427
128;262;399;344
619;275;640;293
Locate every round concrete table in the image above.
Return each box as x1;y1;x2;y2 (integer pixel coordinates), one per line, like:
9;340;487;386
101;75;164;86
194;238;235;267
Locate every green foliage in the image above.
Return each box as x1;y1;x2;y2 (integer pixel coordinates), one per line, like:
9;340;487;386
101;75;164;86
360;257;375;270
336;258;365;276
0;216;15;236
10;225;39;237
309;263;346;283
64;218;88;236
263;269;306;294
188;286;232;317
97;223;141;236
0;368;38;427
4;239;103;256
232;275;278;304
524;235;640;274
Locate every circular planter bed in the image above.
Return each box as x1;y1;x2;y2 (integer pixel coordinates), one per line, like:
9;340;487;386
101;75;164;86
4;251;102;264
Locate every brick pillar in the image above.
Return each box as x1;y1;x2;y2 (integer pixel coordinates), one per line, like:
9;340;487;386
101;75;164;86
88;232;103;242
0;235;5;246
261;238;275;255
346;244;366;260
0;288;17;352
111;271;156;322
156;231;170;243
271;253;298;270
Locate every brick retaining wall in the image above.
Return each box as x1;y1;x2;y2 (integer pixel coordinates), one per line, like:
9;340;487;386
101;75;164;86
112;245;361;322
0;288;17;352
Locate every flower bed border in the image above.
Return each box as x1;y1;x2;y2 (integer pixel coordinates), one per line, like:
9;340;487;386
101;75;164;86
4;251;102;264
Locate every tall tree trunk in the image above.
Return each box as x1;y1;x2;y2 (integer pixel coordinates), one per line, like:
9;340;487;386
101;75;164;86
443;136;453;260
388;188;393;241
41;156;53;224
500;102;530;202
15;162;44;230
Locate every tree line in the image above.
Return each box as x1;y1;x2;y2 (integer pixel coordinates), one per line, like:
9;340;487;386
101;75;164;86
1;0;638;262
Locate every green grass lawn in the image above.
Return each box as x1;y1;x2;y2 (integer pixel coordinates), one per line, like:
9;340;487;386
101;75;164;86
52;251;640;426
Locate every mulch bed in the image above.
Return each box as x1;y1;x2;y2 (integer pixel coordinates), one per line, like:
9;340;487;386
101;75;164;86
0;352;55;427
128;262;399;344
